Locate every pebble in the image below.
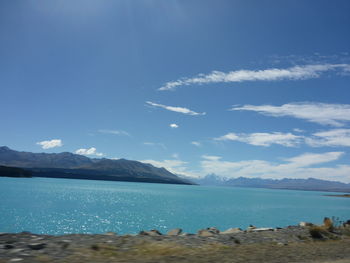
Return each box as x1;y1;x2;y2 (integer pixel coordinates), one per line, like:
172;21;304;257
9;258;23;262
9;248;24;254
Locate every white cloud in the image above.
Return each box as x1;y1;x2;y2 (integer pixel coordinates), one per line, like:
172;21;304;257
191;141;201;147
284;152;343;167
37;139;63;149
306;129;350;147
231;102;350;126
200;152;350;182
146;101;206;116
98;129;130;136
170;123;179;128
160;64;350;91
215;132;303;147
75;147;103;156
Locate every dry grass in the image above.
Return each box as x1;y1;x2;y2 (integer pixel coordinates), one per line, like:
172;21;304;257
35;238;350;263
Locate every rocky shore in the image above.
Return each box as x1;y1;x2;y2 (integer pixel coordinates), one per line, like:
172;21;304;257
1;219;350;263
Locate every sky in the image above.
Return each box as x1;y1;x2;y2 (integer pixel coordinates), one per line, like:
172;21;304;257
1;0;350;182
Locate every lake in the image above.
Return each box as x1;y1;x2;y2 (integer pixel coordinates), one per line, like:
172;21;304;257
0;177;349;235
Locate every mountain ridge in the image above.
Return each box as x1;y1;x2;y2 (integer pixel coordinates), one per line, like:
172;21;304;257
191;174;350;192
0;146;193;185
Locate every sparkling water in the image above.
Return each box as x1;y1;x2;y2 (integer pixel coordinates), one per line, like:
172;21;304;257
1;177;349;235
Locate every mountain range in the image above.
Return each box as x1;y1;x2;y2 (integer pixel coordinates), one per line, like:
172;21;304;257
0;146;192;185
191;174;350;192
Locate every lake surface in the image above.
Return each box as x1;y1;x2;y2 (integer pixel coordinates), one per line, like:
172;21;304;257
1;177;349;235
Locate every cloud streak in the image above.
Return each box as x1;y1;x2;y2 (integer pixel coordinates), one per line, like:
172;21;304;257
160;64;350;91
215;129;350;148
215;132;302;147
306;129;350;147
146;101;206;116
231;102;350;126
37;139;63;149
98;129;130;136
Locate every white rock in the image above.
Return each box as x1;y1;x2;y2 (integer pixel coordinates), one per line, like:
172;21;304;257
221;228;242;234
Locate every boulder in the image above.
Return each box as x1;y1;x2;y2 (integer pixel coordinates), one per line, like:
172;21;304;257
167;228;182;236
221;228;242;234
197;227;220;237
247;225;257;231
139;230;162;236
27;243;46;250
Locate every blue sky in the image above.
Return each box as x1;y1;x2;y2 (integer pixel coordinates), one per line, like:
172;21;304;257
1;0;350;182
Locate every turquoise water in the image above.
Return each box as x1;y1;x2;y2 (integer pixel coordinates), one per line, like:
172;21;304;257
0;177;349;235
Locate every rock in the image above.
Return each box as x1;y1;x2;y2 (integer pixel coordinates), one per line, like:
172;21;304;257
9;248;25;254
4;244;15;249
247;225;257;231
208;227;220;234
167;228;182;236
221;228;242;234
197;227;220;237
299;222;314;227
60;239;72;243
251;228;274;232
9;258;23;262
28;243;46;250
104;232;117;236
139;230;162;236
277;242;287;246
198;230;215;237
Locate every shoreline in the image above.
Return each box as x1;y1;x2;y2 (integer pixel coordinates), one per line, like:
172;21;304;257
325;194;350;198
1;221;350;263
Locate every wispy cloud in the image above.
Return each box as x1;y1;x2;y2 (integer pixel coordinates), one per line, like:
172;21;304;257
98;129;130;136
143;142;167;149
160;64;350;91
37;139;63;149
215;132;302;147
170;123;179;128
215;129;350;148
191;141;202;147
146;101;206;116
75;147;103;156
231;102;350;126
200;152;350;182
306;129;350;147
